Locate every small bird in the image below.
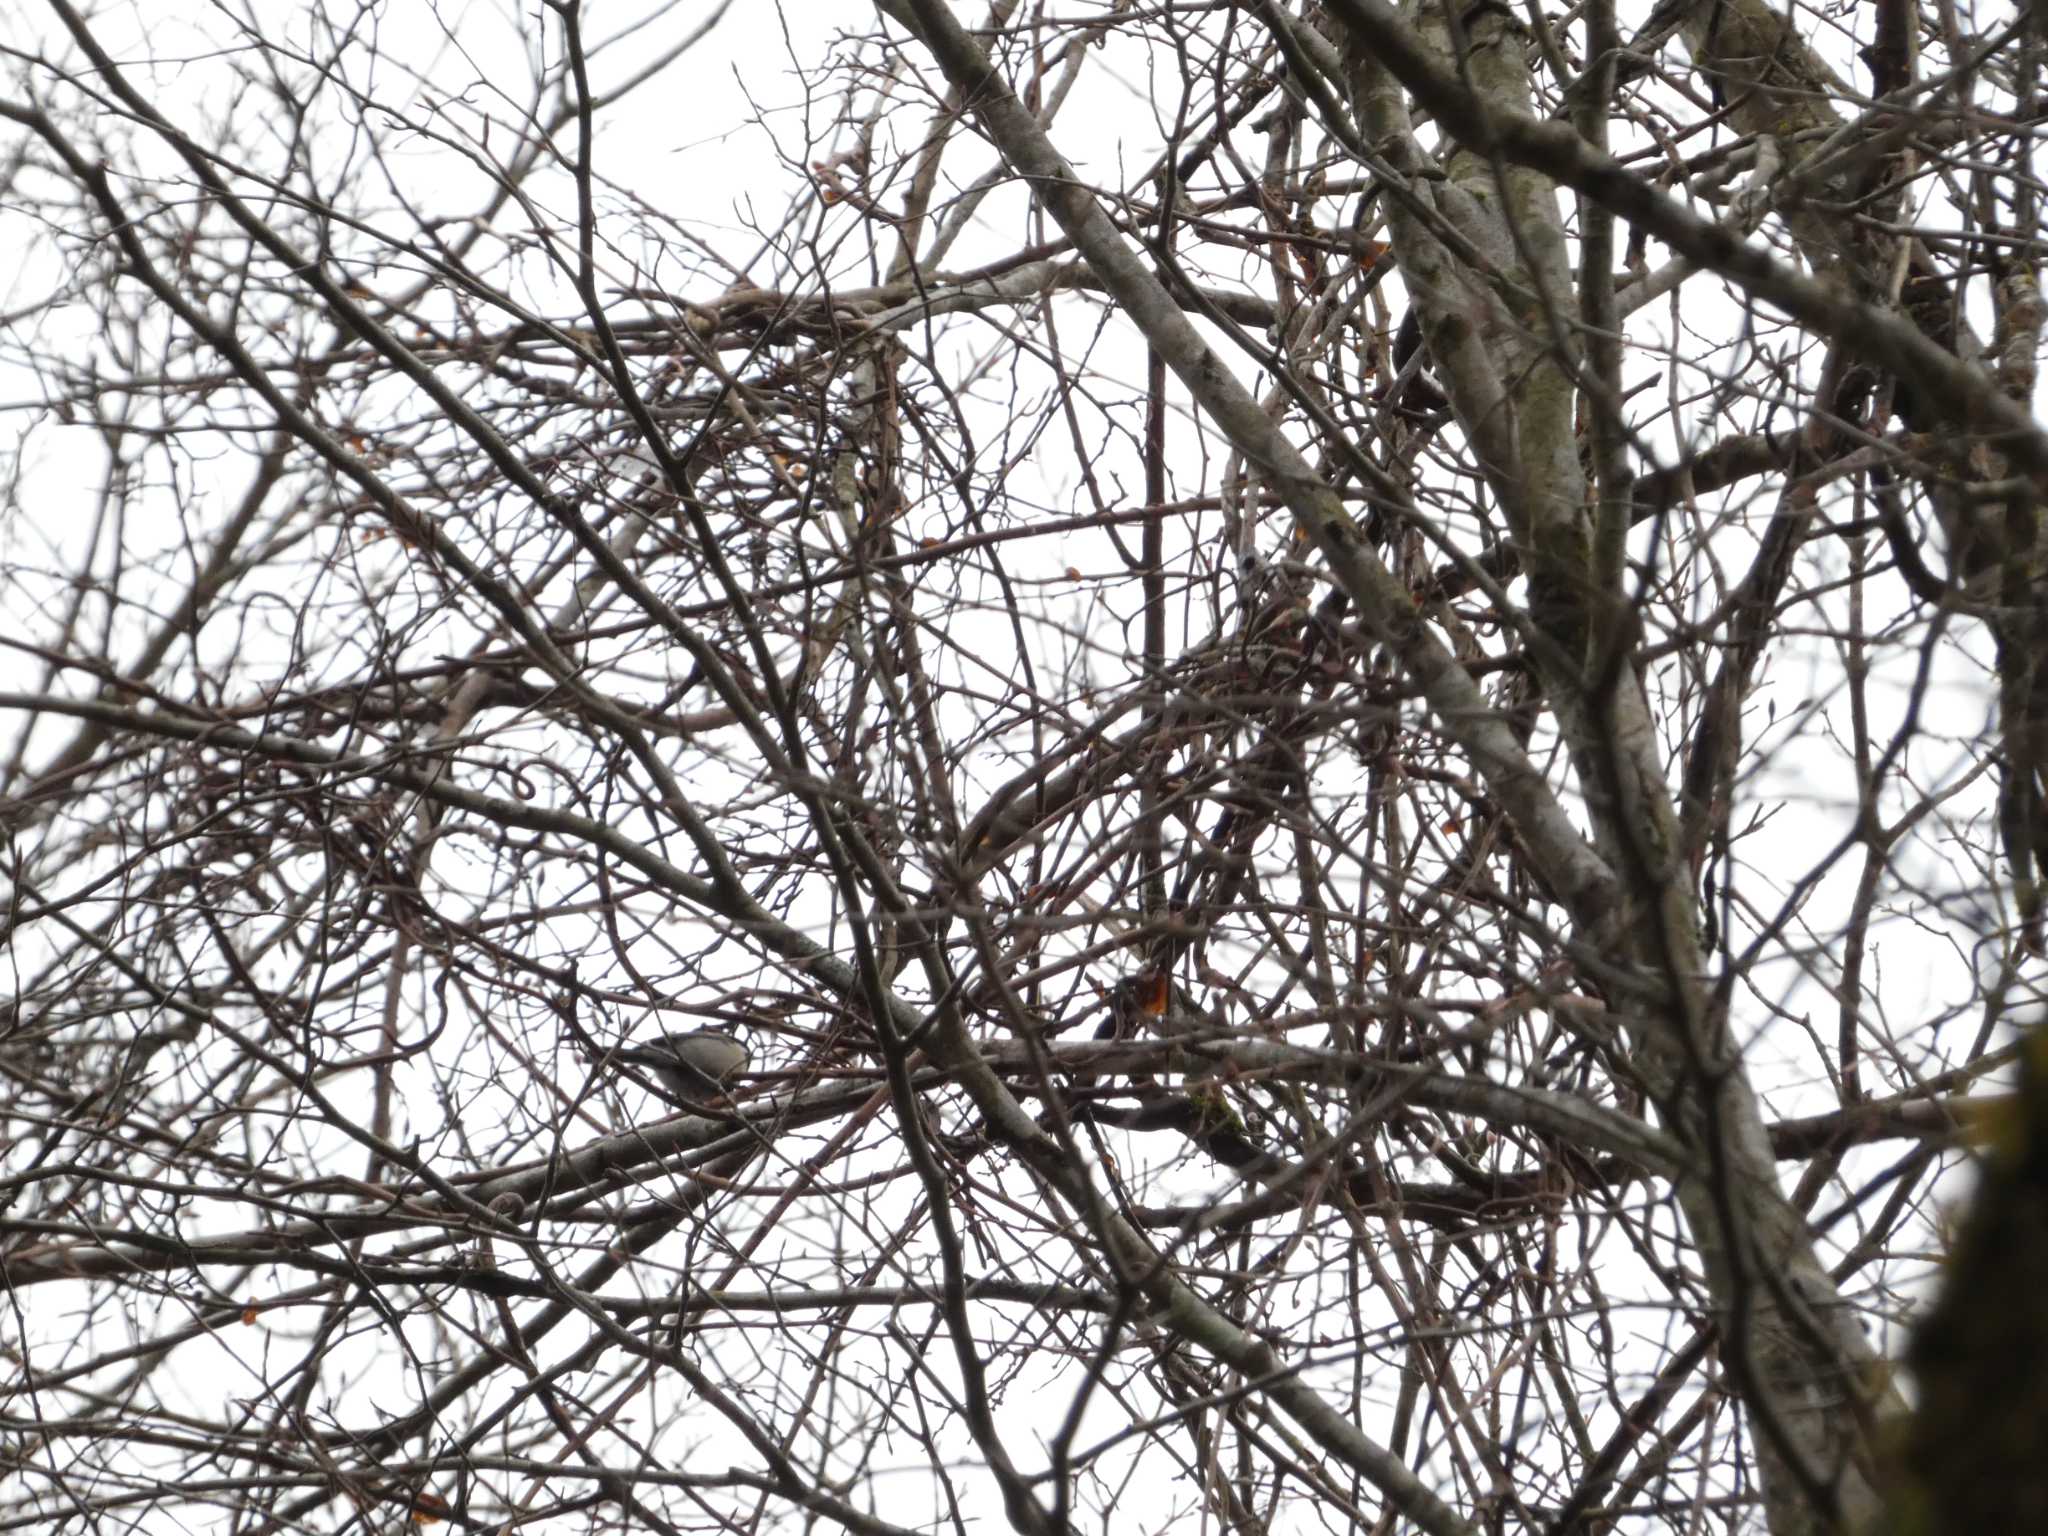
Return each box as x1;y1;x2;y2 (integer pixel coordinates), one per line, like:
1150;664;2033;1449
612;1027;750;1106
1097;966;1177;1042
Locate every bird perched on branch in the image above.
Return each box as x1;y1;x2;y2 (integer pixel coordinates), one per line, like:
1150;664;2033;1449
1098;965;1176;1042
1098;964;1210;1041
613;1027;750;1107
